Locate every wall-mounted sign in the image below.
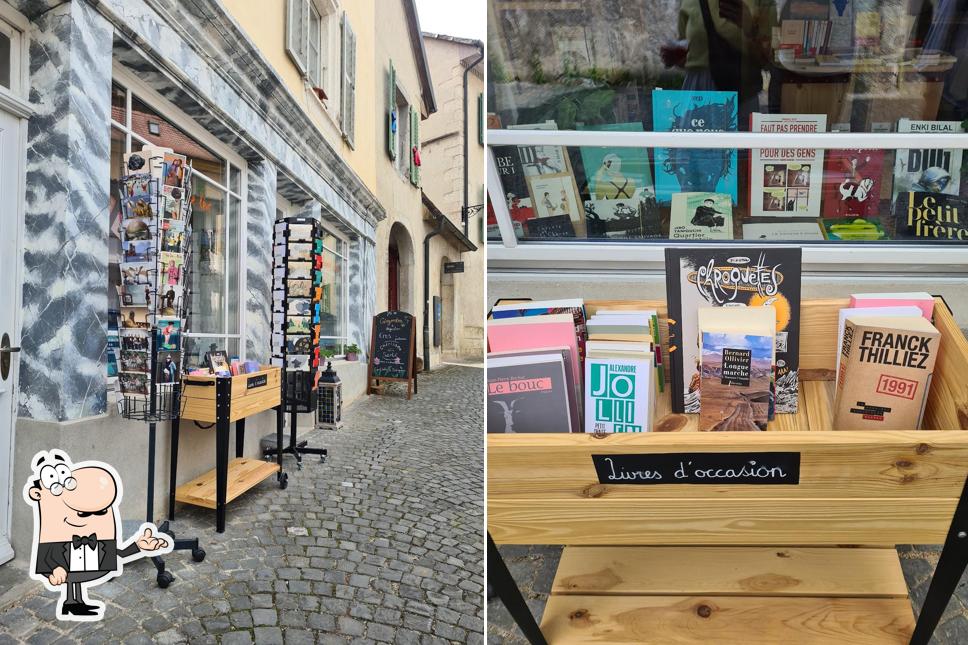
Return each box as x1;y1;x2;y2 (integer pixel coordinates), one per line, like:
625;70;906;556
444;262;465;274
591;452;801;485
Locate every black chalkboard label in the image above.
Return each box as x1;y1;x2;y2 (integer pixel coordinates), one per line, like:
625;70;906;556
247;374;268;389
371;311;414;380
591;452;800;485
525;215;575;239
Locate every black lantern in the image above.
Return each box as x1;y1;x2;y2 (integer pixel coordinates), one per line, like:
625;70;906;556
316;361;343;430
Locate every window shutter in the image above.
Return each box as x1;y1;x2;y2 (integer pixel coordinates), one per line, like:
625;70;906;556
387;61;397;160
409;106;420;186
340;13;356;148
478;93;484;145
286;0;309;74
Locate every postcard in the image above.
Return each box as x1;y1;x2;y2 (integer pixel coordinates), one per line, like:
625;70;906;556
161;220;186;253
287;223;314;241
161;195;182;220
286;316;311;334
121;333;150;351
156;285;183;316
121;174;152;200
160;252;184;286
287;280;312;297
123;151;149;175
156;352;180;384
121;239;153;263
286;299;312;316
119;371;149;395
121;217;153;242
287;262;312;280
286;355;311;371
123;195;155;221
120;262;153;285
156;317;181;352
162;153;187;195
287;243;313;261
119;283;150;307
120;308;151;330
120;350;149;373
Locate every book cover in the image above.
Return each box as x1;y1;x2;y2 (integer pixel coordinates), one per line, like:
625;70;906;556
490;300;587;370
822;217;887;241
893;192;968;242
487;354;572;433
849;292;935;320
670;193;733;240
665;247;802;414
892;119;964;206
487;314;582;393
577;122;653;200
526;174;585;236
585;357;654;433
489;346;581;431
835;306;924;376
699;331;773;431
652;90;738;203
822;149;885;218
491;145;537;232
584;187;661;239
750;113;826;217
742;221;824;240
833;316;940;430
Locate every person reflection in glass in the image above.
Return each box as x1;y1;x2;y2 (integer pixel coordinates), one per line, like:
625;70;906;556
661;0;777;126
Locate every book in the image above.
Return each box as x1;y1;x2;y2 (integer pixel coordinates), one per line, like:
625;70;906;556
584;187;661;239
698;307;776;431
849;292;935;320
750;113;826;217
577;122;653;200
670;193;733;240
835;306;924;377
833;315;940;430
526;174;585;235
487;353;573;433
489;299;587;373
742;221;824;240
652;90;738;203
822;217;887;241
584;356;654;433
821;149;885;218
491;145;537;232
892;119;964;206
488;346;581;431
487;313;582;394
665;247;802;414
594;309;666;392
827;0;854;52
893;192;968;242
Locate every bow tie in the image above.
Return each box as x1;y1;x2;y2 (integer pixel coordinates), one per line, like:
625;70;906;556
72;534;97;549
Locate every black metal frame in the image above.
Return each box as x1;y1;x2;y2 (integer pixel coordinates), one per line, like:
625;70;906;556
261;370;328;469
489;473;968;645
169;376;287;533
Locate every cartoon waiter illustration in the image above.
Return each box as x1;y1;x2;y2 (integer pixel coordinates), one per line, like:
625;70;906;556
23;450;172;621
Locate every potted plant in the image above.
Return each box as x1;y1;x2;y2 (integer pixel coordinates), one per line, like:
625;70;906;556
344;344;361;362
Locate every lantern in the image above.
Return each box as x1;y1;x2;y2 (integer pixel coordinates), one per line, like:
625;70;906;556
316;360;343;430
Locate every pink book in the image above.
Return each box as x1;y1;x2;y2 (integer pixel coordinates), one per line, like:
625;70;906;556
487;314;581;393
848;292;935;320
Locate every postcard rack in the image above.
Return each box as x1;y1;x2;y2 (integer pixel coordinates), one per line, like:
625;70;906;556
264;216;328;468
489;298;968;645
114;146;204;588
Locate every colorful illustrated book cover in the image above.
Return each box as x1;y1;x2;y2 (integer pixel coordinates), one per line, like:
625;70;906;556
699;332;773;431
750;114;826;217
490;145;536;232
651;90;738;203
893;192;968;242
822;217;887;241
487;355;573;433
576;122;653;200
892;119;964;205
526;174;585;235
665;247;802;414
670;192;733;240
584;357;653;433
822;149;885;218
490;300;587;370
584;187;661;239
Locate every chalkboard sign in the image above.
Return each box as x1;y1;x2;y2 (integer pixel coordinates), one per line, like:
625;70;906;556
368;311;417;399
591;452;800;485
525;215;575;239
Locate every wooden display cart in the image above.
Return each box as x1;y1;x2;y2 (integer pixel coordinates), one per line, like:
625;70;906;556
489;298;968;645
169;366;287;533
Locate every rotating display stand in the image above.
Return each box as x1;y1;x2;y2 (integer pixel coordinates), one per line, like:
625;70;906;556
114;146;204;588
263;217;328;468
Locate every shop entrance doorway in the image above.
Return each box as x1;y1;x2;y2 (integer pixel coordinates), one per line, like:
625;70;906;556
0;102;25;565
440;256;455;355
388;243;399;311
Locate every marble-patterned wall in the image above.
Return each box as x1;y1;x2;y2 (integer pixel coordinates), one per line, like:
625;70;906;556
346;236;377;359
18;1;112;421
245;160;276;363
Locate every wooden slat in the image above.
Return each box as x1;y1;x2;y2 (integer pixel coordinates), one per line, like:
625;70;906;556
924;298;968;431
488;496;957;545
552;546;908;597
539;594;914;645
174;458;280;509
488;430;968;499
803;380;834;432
229;388;281;422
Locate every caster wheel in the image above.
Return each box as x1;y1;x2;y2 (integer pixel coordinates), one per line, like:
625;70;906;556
157;571;174;588
296;461;303;471
280;473;289;489
192;548;206;562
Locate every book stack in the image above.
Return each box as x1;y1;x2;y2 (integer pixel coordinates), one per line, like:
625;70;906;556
779;19;833;58
697;307;776;432
271;217;324;388
114;145;192;406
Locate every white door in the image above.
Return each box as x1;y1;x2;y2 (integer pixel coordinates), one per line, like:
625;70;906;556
0;104;23;565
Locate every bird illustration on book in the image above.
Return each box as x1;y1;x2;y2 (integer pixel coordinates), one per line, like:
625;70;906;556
494;399;519;433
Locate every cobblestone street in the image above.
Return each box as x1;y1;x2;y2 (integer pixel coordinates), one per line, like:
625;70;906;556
0;365;484;644
487;544;968;644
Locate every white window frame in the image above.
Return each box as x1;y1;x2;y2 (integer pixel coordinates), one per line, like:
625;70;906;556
112;64;248;359
487;128;968;273
288;0;338;93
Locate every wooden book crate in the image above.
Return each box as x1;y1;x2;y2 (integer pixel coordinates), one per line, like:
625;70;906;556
180;366;281;423
488;298;968;644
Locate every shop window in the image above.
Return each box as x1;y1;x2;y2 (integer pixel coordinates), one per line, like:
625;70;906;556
395;88;411;178
486;0;968;252
109;80;245;375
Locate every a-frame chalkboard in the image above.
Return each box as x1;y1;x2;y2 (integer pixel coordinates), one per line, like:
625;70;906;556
367;311;418;399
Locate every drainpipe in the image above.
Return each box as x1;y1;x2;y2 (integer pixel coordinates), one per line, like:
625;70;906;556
462;46;484;237
423;215;444;372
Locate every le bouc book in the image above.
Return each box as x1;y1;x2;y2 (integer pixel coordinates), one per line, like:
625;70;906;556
665;247;802;414
833;315;940;430
487;353;572;433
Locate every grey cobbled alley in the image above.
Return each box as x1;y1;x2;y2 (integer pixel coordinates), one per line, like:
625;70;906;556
0;365;485;645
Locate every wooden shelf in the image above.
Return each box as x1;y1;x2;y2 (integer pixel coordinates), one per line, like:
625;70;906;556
174;458;280;510
540;545;914;644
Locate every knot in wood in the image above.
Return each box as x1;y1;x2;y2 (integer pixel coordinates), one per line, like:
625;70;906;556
696;604;713;618
591;432;610;440
916;443;931;455
581;484;607;498
895;459;913;469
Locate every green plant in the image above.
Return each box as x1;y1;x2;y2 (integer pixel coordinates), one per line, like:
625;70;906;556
344;343;361;354
322;349;336;359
